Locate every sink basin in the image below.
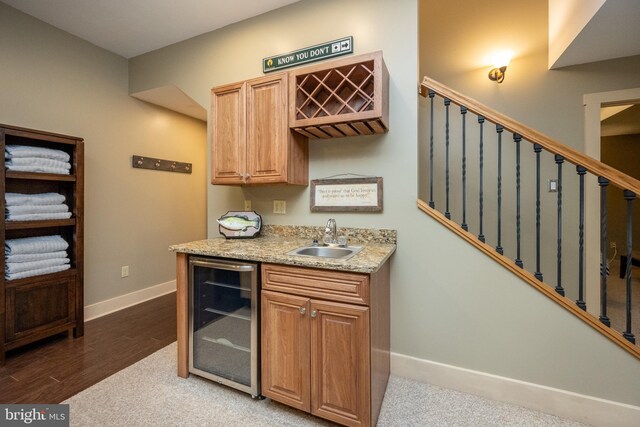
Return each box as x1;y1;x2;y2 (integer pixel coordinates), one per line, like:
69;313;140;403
288;245;363;260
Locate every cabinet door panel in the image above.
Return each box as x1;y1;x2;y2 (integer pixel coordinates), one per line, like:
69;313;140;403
261;290;310;411
246;74;287;183
211;82;245;184
311;300;370;427
5;275;75;341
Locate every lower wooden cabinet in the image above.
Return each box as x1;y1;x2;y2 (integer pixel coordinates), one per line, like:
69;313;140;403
261;263;389;427
310;299;370;425
4;272;78;346
261;291;310;411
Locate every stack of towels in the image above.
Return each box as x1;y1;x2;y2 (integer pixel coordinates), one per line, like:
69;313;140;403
5;192;71;222
5;235;70;280
5;144;71;174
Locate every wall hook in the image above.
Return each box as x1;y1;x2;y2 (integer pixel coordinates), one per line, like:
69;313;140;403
132;155;192;174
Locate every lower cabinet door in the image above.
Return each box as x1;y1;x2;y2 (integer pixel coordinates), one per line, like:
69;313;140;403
310;300;370;427
261;290;310;411
5;275;76;342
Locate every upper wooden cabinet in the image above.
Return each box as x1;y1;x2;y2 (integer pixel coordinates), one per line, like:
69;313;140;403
211;73;308;186
289;51;389;139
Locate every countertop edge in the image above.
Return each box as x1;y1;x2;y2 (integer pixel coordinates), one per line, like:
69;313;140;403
169;240;396;274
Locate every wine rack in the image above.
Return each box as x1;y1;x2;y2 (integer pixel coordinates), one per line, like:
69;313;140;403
289;51;389;139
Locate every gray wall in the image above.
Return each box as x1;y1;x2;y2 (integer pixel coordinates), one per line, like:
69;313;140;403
419;0;640;404
130;0;638;405
0;3;208;305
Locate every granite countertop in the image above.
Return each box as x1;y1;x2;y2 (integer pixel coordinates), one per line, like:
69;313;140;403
169;225;396;274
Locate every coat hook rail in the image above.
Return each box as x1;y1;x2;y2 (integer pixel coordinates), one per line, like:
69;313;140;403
132;155;192;174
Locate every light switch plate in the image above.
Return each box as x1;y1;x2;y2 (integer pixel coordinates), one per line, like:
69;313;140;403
548;179;558;192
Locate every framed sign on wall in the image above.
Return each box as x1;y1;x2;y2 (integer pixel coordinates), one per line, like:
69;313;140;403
310;176;383;212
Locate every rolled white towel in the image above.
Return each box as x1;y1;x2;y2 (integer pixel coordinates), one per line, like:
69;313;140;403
5;264;70;281
6;157;71;170
7;204;69;216
5;145;70;162
6;250;68;263
5;192;66;206
5;235;69;255
7;212;72;222
6;257;70;274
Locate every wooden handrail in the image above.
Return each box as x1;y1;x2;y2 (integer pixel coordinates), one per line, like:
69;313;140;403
420;77;640;195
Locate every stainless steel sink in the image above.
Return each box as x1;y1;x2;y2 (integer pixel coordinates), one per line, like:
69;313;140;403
288;245;363;260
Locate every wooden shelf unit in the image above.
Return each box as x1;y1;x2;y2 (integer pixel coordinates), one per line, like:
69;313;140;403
0;124;84;366
289;51;389;139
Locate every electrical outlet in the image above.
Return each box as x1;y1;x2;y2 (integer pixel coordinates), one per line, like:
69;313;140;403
273;200;286;214
244;200;252;211
610;242;617;250
121;265;129;278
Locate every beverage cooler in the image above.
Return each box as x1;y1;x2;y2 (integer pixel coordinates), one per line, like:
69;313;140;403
188;257;260;397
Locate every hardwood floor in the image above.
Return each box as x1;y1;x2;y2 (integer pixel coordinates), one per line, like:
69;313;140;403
0;292;176;404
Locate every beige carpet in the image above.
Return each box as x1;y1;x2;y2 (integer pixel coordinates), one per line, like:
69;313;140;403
63;343;586;426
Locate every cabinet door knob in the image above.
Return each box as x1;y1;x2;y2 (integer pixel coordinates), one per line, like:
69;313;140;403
299;307;306;315
310;310;317;318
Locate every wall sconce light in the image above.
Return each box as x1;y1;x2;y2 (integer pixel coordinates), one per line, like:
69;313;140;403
486;50;513;84
488;65;507;83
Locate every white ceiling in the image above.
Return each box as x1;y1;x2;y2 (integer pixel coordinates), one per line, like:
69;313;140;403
549;0;640;69
4;0;639;66
1;0;301;58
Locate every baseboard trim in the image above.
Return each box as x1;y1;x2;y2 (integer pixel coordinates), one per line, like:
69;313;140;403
391;352;640;427
84;280;176;321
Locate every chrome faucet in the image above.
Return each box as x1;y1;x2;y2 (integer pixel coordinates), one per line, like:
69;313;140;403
324;218;337;246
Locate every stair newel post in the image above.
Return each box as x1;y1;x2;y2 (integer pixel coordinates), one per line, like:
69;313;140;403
496;124;504;255
444;98;451;219
576;165;587;311
555;155;565;296
598;177;610;327
461;106;468;231
514;133;523;268
533;144;543;280
623;190;636;344
428;89;435;208
478;115;486;243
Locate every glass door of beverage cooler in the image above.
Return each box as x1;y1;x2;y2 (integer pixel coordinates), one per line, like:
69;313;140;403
188;257;259;397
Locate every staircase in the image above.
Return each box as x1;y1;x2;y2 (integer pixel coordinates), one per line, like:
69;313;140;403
418;77;640;360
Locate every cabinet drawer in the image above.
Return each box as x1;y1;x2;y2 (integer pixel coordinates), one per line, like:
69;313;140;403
5;274;76;342
262;264;369;305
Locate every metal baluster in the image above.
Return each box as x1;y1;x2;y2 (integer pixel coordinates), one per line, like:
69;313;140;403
444;98;451;219
555;155;565;296
599;177;610;326
576;165;587;311
478;116;485;243
534;144;543;281
428;90;435;208
496;124;504;255
623;190;636;344
514;134;523;268
461;106;468;231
